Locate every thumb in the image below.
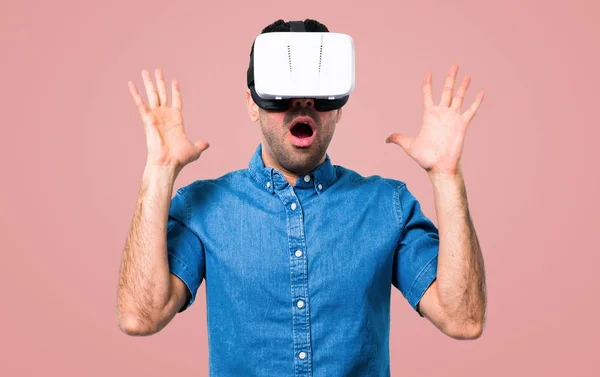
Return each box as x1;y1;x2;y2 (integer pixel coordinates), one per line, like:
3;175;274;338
386;133;412;152
195;140;210;154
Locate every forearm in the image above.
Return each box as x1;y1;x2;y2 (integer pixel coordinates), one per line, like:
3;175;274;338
429;170;486;331
117;164;178;333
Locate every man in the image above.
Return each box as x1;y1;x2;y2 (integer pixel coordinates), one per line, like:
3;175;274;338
117;18;486;377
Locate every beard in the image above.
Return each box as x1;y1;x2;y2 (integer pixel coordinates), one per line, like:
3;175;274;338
259;107;336;175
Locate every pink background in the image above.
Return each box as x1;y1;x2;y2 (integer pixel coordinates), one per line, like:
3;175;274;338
1;0;598;376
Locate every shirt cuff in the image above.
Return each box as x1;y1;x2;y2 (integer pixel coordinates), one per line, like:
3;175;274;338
168;251;200;312
407;255;438;317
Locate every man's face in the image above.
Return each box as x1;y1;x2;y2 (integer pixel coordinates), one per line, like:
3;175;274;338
246;92;343;175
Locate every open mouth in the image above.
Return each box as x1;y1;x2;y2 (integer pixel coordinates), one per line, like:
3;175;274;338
288;116;317;147
290;122;314;139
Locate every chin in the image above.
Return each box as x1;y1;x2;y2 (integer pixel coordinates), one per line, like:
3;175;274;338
282;150;323;172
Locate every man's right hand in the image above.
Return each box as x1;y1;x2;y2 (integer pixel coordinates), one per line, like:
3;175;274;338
128;68;209;173
117;69;206;336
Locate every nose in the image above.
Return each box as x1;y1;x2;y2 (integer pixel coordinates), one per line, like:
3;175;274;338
290;98;314;108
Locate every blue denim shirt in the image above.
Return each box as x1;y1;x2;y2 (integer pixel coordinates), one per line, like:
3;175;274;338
166;143;439;377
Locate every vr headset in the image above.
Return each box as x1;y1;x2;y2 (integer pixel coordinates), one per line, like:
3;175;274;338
247;21;355;112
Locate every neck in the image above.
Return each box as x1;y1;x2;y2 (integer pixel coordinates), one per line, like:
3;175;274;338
261;145;324;186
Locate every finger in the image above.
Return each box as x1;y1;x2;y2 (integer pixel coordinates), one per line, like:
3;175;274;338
462;90;485;123
385;133;413;153
128;81;149;118
440;64;459;107
195;140;210;153
142;69;159;108
155;68;168;107
451;76;471;111
171;79;182;110
422;71;434;109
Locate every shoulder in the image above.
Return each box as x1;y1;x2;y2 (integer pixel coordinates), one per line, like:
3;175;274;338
333;165;421;225
174;169;249;200
333;164;408;191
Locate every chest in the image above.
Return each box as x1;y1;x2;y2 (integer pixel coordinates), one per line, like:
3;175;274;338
198;193;399;293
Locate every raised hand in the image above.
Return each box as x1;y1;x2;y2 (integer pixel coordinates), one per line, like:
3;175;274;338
386;64;484;176
128;69;209;172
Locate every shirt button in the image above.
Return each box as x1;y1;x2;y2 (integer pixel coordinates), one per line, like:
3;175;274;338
297;300;305;308
291;203;297;210
298;352;307;360
318;183;323;190
295;250;303;257
303;175;311;182
266;182;271;188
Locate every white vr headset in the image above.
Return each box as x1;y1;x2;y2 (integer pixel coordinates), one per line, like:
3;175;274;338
247;21;355;111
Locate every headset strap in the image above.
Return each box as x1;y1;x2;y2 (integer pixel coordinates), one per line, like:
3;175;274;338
289;21;306;32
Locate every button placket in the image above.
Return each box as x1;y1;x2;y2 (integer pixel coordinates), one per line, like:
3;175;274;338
273;186;312;375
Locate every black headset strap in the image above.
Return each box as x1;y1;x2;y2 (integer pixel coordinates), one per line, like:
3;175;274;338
289;21;306;32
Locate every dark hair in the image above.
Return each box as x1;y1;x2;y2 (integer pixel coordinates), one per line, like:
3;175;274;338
247;19;329;86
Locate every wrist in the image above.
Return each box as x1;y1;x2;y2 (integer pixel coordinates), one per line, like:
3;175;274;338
428;169;460;179
428;169;464;188
142;162;179;187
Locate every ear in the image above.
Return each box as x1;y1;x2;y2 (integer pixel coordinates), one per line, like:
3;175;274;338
336;107;343;123
246;89;259;122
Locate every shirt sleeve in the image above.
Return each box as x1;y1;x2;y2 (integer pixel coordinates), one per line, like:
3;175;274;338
391;182;439;317
167;188;206;313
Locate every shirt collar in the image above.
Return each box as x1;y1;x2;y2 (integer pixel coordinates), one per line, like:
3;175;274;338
248;143;337;195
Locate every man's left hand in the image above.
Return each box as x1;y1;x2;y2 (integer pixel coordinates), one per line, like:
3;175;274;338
386;64;484;176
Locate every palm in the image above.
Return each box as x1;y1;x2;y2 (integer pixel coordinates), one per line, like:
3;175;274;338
387;64;484;175
408;106;468;173
143;107;201;167
128;69;209;170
